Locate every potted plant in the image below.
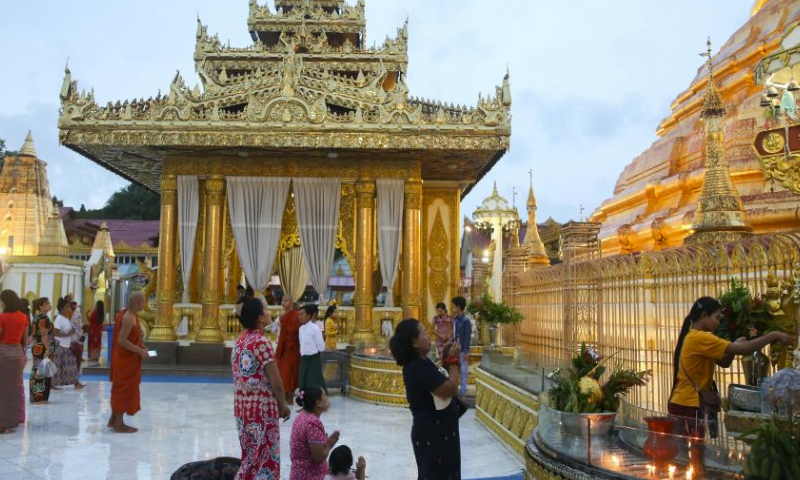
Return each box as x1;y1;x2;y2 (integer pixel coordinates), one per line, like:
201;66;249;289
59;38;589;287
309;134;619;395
466;293;523;347
716;278;773;386
548;343;650;437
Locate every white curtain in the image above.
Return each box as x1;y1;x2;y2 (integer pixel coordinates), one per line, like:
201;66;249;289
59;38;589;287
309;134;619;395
293;178;341;302
278;246;309;301
178;176;200;303
176;176;200;336
227;177;291;292
376;179;404;307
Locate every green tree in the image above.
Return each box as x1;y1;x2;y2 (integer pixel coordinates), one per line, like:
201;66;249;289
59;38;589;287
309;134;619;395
76;183;160;220
52;196;64;207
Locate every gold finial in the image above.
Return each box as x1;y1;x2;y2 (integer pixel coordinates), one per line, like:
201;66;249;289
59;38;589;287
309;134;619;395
579;204;585;221
700;37;725;118
512;186;517;210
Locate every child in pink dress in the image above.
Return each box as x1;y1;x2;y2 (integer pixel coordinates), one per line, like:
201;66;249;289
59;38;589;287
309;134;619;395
290;386;340;480
325;445;366;480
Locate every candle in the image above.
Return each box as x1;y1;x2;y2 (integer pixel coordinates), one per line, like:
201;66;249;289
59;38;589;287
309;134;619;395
610;454;621;469
686;466;694;480
668;464;676;479
646;465;656;477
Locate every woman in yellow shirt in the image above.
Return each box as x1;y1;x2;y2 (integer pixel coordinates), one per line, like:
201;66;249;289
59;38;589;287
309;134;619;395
669;296;793;439
323;305;338;351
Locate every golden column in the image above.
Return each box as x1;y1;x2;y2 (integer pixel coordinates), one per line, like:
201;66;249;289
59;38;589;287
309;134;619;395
198;175;225;343
401;179;422;320
353;179;376;345
151;174;178;341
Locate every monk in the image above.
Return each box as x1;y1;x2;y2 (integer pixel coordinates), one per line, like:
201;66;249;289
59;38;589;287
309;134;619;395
108;292;149;433
274;294;300;404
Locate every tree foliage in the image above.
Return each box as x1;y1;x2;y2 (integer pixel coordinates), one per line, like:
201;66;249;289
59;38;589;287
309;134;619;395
76;183;160;220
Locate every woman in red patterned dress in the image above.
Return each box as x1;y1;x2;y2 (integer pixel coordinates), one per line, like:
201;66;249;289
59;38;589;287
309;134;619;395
232;297;291;480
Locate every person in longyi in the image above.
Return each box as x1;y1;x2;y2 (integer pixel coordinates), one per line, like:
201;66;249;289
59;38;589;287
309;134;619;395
275;294;301;404
108;292;149;433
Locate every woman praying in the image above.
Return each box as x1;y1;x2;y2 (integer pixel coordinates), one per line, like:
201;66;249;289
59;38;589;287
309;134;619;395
390;318;462;480
290;386;339;480
431;302;453;359
52;298;84;389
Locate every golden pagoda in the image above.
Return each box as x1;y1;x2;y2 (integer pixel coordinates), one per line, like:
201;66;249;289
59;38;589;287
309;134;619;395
685;40;753;245
590;0;800;255
58;0;511;345
0;131;52;256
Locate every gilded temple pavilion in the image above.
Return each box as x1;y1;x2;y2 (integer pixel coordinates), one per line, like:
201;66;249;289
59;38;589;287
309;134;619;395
58;0;511;345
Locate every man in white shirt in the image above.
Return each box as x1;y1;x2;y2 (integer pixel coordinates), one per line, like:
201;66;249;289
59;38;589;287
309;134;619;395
297;304;327;395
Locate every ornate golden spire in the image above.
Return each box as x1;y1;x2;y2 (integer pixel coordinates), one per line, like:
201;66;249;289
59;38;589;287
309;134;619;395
91;222;116;257
522;169;549;266
38;209;69;256
685;38;752;246
19;130;37;157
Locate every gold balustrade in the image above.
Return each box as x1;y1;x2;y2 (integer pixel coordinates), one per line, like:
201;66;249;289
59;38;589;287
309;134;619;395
506;232;800;417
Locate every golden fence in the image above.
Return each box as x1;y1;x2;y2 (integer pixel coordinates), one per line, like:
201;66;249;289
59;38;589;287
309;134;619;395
506;231;800;415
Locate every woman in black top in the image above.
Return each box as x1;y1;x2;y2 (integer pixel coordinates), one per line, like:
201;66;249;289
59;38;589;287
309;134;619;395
390;318;462;480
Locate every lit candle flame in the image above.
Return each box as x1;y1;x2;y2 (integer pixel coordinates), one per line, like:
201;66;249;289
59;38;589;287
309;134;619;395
611;454;621;469
646;465;656;477
686;466;694;480
668;464;676;479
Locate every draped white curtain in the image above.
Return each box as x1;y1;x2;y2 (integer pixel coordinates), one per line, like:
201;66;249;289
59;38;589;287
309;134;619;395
177;176;200;303
293;178;341;302
376;179;404;307
227;177;291;292
278;246;309;301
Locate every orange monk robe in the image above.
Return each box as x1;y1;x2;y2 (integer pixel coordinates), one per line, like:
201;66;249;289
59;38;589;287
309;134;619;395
110;309;143;416
275;310;300;394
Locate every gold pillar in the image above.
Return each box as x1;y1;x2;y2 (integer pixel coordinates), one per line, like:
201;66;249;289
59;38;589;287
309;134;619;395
353;179;376;345
401;179;422;320
151;175;178;341
198;175;225;343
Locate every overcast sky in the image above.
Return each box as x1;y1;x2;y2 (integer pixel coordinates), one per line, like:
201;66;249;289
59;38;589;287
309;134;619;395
0;1;754;222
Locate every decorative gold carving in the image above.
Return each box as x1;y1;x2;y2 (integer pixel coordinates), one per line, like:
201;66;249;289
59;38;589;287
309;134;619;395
421;188;460;325
475;367;539;459
758;153;800;194
57;3;510;194
762;131;785;154
278;193;301;253
348;355;407;407
335;183;356;274
427;208;449;305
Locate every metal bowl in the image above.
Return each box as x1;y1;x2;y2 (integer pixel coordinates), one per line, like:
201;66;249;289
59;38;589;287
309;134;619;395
728;383;762;412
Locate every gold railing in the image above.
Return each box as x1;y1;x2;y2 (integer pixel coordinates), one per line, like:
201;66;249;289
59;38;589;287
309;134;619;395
506;232;800;415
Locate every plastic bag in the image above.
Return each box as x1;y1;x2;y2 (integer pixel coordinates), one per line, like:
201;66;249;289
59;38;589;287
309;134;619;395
37;358;57;378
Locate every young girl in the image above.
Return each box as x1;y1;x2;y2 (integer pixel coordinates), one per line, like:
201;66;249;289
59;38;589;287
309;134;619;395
325;445;366;480
290;386;340;480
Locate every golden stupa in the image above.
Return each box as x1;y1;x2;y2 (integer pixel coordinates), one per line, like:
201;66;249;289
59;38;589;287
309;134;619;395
591;0;800;255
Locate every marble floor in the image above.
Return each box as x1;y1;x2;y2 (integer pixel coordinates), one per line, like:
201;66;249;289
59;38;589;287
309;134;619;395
1;378;523;480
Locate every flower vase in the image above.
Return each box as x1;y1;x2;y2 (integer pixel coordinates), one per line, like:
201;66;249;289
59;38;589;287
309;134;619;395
488;324;498;348
643;417;679;469
741;349;771;386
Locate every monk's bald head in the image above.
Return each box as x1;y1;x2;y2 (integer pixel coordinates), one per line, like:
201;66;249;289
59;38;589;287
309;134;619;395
128;292;145;312
281;294;293;311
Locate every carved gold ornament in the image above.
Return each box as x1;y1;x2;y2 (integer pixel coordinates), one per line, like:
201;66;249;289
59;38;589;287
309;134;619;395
428;208;450;305
759;153;800;194
762;131;785;154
